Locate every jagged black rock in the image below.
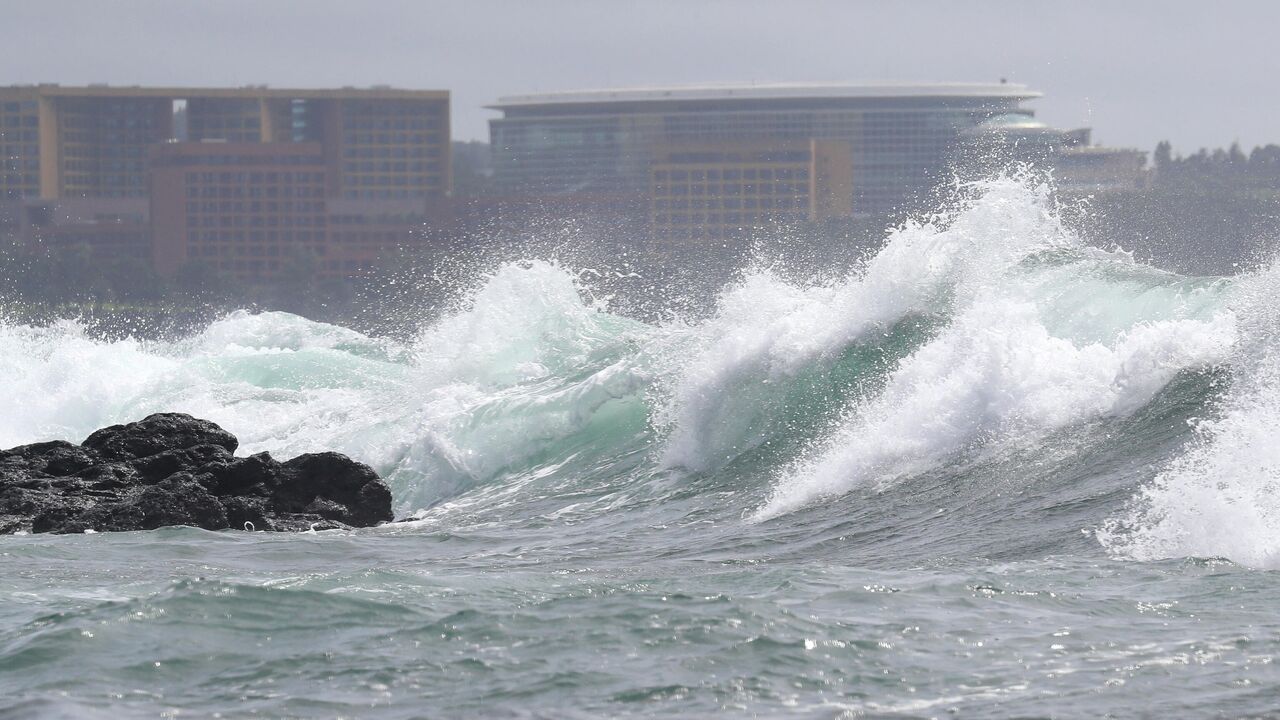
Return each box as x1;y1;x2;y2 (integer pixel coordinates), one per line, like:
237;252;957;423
0;413;393;534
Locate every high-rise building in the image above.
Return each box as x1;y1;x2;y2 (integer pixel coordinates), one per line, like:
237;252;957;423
0;85;451;201
488;83;1041;215
0;84;452;281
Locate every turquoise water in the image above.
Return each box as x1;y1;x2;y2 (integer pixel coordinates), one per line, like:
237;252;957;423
4;179;1279;718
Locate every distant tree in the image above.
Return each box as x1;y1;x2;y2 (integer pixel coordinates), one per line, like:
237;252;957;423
1250;144;1280;169
1154;140;1173;172
1228;141;1247;165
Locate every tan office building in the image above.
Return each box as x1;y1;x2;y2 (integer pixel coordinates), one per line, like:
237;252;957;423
649;139;853;248
150;141;436;282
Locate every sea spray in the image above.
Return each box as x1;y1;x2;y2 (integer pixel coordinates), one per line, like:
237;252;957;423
652;178;1073;474
1100;261;1280;568
746;179;1236;519
758;298;1234;520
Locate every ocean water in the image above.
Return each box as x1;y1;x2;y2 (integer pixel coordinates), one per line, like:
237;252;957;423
4;178;1280;718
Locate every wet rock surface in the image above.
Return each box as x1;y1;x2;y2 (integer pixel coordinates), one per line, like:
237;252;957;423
0;413;393;534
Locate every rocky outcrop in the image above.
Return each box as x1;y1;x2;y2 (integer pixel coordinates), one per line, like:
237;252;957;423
0;413;393;534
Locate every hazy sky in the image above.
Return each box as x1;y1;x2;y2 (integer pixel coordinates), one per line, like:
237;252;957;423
3;0;1276;154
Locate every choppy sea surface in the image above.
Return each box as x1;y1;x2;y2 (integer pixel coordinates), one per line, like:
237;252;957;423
4;179;1280;718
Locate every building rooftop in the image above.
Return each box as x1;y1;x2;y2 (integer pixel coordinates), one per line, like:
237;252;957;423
490;82;1040;109
1;84;448;100
974;112;1048;130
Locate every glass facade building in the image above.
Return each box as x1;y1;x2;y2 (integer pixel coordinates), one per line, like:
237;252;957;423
489;83;1041;214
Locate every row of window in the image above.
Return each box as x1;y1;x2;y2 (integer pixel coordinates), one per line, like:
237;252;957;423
343;174;440;188
341;132;440;145
183;185;325;199
652;226;742;241
331;231;409;244
191;242;321;257
1;115;37;128
186;235;410;254
343;160;439;173
166;154;323;168
185;215;325;229
654;197;806;212
342;116;442;131
62;174;146;186
0;173;38;187
202;258;375;275
183;171;325;183
63;162;147;175
653;183;809;197
60;117;163;130
341;145;442;160
187;131;264;142
653;210;804;226
190;117;262;129
1;141;37;155
654;167;810;182
342;189;431;200
188;230;323;244
60;144;149;158
185;200;326;213
0;131;38;143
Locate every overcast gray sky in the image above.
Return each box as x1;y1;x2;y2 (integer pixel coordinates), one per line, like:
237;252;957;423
2;0;1275;154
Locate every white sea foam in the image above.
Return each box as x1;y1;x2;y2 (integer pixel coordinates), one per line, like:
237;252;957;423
0;261;648;515
656;177;1078;472
757;297;1235;520
0;179;1249;526
1099;264;1280;568
0;320;181;445
747;178;1236;519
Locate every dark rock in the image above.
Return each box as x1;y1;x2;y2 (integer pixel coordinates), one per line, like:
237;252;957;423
82;413;238;461
276;452;394;526
222;495;272;529
0;515;29;534
3;441;99;477
1;413;393;535
263;514;354;532
196;452;279;495
127;443;232;483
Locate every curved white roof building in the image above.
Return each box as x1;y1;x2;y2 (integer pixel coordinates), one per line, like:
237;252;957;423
487;82;1042;213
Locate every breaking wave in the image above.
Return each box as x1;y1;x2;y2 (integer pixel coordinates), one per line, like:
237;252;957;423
3;176;1276;567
